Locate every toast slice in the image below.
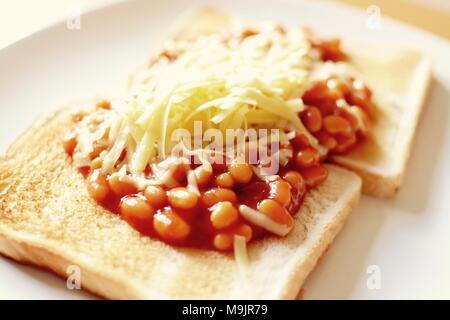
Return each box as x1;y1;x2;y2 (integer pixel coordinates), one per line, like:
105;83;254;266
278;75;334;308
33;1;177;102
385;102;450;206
0;101;361;299
332;44;431;197
131;8;431;198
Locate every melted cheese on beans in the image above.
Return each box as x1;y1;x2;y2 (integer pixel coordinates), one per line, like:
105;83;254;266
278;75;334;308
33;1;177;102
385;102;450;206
74;27;319;178
67;25;375;260
73;26;364;191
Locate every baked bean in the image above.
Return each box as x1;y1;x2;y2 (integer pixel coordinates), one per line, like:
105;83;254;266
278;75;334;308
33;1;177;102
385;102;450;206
339;109;359;131
96;100;111;110
295;147;320;168
346;91;371;113
228;161;253;184
302;81;328;104
120;195;154;227
334;132;357;154
305;81;344;102
213;223;253;251
279;144;294;166
301;106;322;133
213;233;233;251
90;157;103;170
258;199;294;228
291;133;310;149
326;88;344;101
89;143;107;160
323;115;352;136
342;107;370;136
87;170;109;202
108;175;137;197
215;172;235;188
283;171;306;193
144;185;167;209
327;78;350;95
201;188;237;207
316;131;337;150
302;81;342;116
167;187;198;209
153;209;191;241
194;166;212;187
210;201;238;229
63;131;77;155
269;179;291;207
232;223;253;242
312;38;347;62
301;164;328;188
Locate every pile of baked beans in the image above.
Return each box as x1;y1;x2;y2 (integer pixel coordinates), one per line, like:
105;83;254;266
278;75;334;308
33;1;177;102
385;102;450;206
63;36;373;251
304;37;373;154
301;77;372;154
64;104;327;250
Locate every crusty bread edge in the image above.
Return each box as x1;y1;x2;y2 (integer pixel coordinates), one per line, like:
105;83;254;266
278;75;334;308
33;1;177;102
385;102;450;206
0;229;142;300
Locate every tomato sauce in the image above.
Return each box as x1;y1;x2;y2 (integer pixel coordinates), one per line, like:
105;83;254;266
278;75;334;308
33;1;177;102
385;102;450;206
65;31;373;251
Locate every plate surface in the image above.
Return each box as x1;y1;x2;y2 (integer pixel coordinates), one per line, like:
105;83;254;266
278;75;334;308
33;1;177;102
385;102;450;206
0;0;449;299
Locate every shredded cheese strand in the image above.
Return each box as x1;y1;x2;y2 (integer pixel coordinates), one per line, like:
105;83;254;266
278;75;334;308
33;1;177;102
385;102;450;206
234;235;249;272
76;26;335;184
238;205;291;236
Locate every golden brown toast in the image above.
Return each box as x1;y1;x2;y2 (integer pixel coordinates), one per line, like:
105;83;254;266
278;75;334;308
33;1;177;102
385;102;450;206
0;102;361;299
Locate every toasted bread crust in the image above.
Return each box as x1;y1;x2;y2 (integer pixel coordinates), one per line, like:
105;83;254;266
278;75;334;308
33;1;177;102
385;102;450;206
0;102;361;299
0;230;139;299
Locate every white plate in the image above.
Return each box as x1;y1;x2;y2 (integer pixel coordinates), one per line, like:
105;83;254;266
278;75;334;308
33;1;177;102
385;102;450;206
0;0;449;300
